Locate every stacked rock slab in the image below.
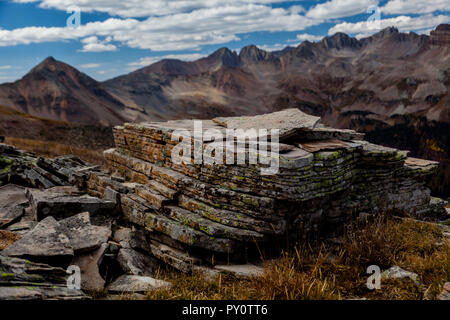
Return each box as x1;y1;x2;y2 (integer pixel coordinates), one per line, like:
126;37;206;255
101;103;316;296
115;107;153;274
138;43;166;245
88;109;444;273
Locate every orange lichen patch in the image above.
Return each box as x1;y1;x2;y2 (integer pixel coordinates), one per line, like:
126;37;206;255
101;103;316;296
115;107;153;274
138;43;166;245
426;139;445;153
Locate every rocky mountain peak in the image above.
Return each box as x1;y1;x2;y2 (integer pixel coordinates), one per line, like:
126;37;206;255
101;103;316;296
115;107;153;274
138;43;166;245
209;47;240;67
239;45;272;63
372;26;400;39
320;32;360;50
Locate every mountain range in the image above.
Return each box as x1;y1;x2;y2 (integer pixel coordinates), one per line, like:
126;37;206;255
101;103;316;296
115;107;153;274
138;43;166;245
0;24;449;196
0;24;448;128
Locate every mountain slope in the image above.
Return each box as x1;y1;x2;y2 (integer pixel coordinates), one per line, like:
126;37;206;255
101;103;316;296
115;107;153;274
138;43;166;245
102;25;449;127
0;57;127;126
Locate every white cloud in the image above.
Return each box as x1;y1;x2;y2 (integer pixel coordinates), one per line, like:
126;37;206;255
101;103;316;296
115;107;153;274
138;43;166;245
128;53;206;69
295;33;324;42
306;0;379;20
382;0;450;15
0;65;13;70
14;0;291;18
79;63;100;68
328;14;450;36
80;43;117;52
0;5;319;51
80;35;117;52
257;43;289;51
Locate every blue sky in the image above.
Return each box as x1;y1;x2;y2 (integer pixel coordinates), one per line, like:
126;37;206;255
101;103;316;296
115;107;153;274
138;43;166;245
0;0;448;83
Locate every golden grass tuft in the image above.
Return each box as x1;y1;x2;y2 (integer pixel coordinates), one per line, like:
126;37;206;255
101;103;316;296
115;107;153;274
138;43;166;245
144;214;449;300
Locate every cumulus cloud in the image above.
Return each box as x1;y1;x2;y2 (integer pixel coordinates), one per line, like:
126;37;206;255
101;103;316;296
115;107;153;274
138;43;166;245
0;4;319;51
257;43;290;51
328;14;450;36
13;0;294;18
382;0;450;15
79;36;117;52
295;33;324;42
306;0;379;20
79;63;101;68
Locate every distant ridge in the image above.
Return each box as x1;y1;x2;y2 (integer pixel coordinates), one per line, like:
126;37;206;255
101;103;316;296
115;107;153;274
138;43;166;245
0;24;448;126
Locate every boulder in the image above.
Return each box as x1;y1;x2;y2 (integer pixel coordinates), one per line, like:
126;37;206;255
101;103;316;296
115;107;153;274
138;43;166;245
107;275;170;293
1;216;74;267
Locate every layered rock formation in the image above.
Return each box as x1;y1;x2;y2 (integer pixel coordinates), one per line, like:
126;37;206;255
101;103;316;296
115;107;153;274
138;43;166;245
85;109;446;273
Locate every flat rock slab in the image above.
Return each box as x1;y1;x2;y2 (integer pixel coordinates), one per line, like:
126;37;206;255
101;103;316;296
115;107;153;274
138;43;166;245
59;212;111;254
404;157;439;169
299;139;350;153
72;243;108;291
107;275;171;293
0;184;29;227
26;189;116;221
0;230;21;250
213;108;321;140
1;216;74;267
214;264;264;278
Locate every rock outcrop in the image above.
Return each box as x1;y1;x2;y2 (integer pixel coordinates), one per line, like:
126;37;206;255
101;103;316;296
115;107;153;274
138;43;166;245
84;109;446;273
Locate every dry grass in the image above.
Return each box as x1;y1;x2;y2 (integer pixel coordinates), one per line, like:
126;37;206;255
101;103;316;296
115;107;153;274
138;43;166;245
5;137;105;166
143;214;449;300
0;230;21;250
